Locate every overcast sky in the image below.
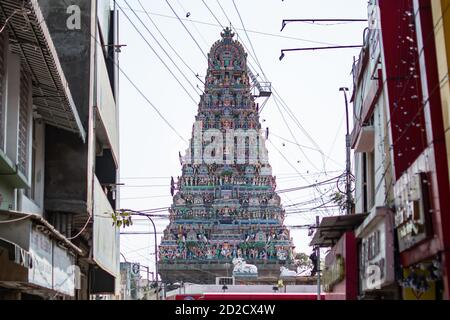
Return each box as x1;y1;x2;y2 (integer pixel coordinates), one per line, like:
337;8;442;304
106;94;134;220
117;0;367;277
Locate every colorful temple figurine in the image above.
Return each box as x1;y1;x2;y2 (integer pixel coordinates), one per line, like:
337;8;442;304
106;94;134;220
158;28;295;284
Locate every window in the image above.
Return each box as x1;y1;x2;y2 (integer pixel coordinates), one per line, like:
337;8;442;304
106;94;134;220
217;277;234;285
18;68;32;177
0;32;6;150
26;119;38;201
5;51;21;166
368;151;375;209
362;153;368;212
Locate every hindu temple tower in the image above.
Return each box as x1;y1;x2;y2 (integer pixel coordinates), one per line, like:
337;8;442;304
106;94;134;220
158;28;295;284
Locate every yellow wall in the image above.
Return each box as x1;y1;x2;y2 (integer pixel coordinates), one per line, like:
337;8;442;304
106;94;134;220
432;0;450;184
402;267;437;300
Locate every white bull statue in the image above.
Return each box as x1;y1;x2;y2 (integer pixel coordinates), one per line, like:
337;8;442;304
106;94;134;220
279;266;299;278
232;258;258;276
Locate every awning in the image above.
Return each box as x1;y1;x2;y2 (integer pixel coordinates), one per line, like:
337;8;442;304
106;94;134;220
0;236;31;268
0;210;83;256
0;0;85;141
309;213;368;247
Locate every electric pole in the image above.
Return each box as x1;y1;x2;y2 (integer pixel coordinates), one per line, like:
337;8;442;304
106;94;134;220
340;87;352;215
316;215;321;300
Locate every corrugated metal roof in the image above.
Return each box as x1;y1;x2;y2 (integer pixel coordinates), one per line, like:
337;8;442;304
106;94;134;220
309;213;368;247
0;0;85;141
0;210;84;255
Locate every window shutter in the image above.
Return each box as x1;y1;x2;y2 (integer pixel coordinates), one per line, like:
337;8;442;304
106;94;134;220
18;68;31;177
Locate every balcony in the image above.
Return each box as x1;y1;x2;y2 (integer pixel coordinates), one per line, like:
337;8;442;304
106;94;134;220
92;176;119;281
0;148;28;189
351;72;382;150
0;0;85;140
353;125;375;153
95;41;118;164
0;211;83;297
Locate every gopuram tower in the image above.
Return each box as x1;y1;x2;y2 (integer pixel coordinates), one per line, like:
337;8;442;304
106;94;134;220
158;28;296;284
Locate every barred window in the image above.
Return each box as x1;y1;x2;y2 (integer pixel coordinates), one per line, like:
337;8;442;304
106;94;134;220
18;68;31;177
217;277;234;285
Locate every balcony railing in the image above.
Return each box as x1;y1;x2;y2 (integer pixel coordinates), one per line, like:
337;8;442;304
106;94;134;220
93;176;119;277
96;41;118;162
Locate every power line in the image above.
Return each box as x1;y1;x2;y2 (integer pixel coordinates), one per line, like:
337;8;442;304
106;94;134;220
69;0;188;144
232;0;268;83
120;176;171;180
0;214;32;224
270;132;344;167
267;139;330;218
201;0;224;29
117;2;199;106
124;0;203;96
121;195;172;200
117;62;187;143
119;6;340;46
120;185;169;188
277;176;341;194
200;1;337;217
164;0;208;60
136;0;204;85
213;2;329;170
221;4;328;162
174;0;210;48
272;94;322;172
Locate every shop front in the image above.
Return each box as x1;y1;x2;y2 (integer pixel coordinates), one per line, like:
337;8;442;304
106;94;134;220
0;212;82;299
310;214;367;300
356;207;399;299
394;159;445;300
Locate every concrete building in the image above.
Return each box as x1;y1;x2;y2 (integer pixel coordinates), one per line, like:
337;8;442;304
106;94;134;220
377;0;450;300
311;0;450;300
351;2;398;299
0;0;120;299
340;0;450;300
431;0;450;301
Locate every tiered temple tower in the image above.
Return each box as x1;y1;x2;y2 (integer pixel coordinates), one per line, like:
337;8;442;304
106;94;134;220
158;28;295;284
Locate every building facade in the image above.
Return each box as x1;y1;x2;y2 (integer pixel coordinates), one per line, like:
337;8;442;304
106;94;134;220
431;0;450;301
378;0;450;300
351;1;399;300
158;28;295;284
346;0;450;300
0;0;120;299
313;0;450;300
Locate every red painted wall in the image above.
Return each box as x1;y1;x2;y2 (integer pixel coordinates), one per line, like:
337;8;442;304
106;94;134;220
324;232;358;300
410;0;450;299
380;0;450;299
345;232;358;300
379;0;428;180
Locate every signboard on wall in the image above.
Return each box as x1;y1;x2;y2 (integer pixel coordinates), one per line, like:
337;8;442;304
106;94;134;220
53;245;76;297
131;263;140;276
29;227;53;290
394;172;431;252
93;177;119;279
402;265;437;300
358;210;395;293
323;255;345;292
28;226;77;297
